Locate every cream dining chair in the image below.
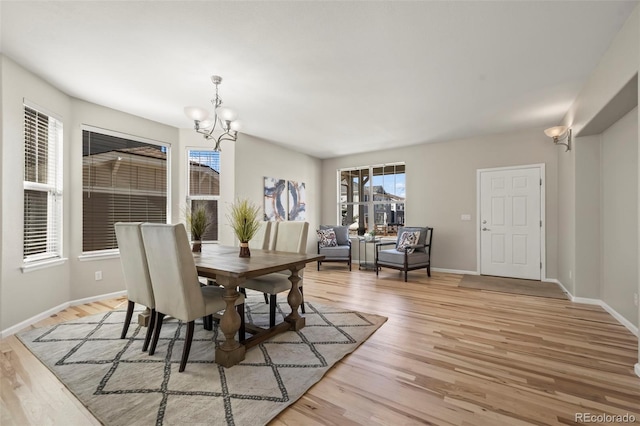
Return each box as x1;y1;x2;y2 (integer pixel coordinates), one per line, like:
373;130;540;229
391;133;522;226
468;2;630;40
140;223;246;372
114;222;156;352
241;221;309;327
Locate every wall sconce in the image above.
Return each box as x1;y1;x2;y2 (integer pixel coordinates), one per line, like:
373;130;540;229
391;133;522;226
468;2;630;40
544;126;572;152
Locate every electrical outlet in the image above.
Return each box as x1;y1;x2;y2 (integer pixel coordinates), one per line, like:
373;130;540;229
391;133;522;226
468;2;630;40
634;293;638;307
95;271;103;281
461;214;471;221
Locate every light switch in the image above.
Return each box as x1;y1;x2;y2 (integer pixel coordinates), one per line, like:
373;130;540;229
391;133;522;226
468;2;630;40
461;214;471;221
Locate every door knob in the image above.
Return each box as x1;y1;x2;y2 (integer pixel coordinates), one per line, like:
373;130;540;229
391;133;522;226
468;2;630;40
482;227;490;231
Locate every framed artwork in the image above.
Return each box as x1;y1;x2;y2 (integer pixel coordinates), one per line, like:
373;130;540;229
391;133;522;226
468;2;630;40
263;177;287;221
288;180;306;221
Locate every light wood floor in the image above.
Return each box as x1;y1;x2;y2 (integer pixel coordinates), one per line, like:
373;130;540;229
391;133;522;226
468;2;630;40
2;269;639;425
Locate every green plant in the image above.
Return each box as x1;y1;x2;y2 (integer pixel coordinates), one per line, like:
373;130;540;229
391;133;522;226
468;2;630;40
227;198;261;242
186;205;209;241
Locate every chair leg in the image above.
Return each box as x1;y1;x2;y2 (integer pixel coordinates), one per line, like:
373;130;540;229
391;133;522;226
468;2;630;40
121;300;135;339
300;286;305;314
269;294;277;327
142;309;156;352
263;293;269;305
427;264;431;277
203;314;213;331
404;270;408;282
148;312;165;356
317;261;320;271
239;287;247;296
179;321;195;372
237;304;246;342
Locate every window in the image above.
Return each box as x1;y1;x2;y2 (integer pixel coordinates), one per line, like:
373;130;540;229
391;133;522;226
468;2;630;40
187;150;220;241
23;104;63;262
339;163;405;236
82;128;169;252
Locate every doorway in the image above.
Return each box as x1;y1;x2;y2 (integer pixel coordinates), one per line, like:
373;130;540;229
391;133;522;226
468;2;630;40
477;164;544;280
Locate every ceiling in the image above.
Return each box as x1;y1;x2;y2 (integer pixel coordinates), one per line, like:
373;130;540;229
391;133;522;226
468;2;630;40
1;1;637;159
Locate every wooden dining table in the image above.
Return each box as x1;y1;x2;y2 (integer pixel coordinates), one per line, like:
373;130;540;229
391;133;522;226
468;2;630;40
193;244;324;367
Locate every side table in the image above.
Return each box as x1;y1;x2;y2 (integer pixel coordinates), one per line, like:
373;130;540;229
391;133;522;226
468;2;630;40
358;237;380;270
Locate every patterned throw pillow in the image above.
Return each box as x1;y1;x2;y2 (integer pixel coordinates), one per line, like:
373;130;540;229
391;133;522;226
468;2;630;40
396;231;420;254
317;229;338;248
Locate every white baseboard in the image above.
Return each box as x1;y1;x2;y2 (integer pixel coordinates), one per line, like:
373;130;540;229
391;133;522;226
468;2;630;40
547;279;638;338
600;301;639;338
70;290;126;307
431;268;478;275
635;363;640;378
0;290;127;339
0;301;70;339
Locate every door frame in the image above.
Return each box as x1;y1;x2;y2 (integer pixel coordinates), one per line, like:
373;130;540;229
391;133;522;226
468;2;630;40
476;163;546;280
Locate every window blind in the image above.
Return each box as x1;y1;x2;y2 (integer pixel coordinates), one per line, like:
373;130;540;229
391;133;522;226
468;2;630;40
23;105;63;260
82;130;168;252
187;150;220;241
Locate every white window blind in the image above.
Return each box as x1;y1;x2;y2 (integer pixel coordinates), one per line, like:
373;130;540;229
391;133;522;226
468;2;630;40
187;150;220;241
82;129;169;252
23;105;63;261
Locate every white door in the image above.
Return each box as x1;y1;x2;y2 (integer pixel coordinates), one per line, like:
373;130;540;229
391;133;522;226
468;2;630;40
479;167;541;280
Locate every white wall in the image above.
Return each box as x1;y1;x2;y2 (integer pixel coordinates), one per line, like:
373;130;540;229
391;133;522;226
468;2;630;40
1;56;73;331
321;128;559;275
574;135;602;299
602;107;638;324
233;133;322;254
68;100;179;300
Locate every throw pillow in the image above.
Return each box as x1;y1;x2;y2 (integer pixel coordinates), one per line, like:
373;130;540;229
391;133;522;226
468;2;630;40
317;229;338;248
320;225;349;246
396;231;420;254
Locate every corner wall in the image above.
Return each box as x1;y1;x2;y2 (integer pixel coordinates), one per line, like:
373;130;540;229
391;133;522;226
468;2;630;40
233;134;322;254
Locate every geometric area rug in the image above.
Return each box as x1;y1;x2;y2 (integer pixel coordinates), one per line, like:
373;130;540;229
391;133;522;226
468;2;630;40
17;291;387;426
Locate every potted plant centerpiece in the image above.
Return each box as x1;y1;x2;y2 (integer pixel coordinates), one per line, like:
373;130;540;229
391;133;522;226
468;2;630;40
228;198;261;257
186;205;209;252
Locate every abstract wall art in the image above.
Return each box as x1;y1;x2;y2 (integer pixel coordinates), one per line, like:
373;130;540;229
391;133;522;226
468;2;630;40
263;177;287;221
288;180;306;221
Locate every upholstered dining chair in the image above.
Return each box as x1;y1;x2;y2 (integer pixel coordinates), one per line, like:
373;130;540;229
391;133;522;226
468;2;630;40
114;222;156;352
241;221;309;327
375;226;434;282
249;221;272;250
140;223;246;372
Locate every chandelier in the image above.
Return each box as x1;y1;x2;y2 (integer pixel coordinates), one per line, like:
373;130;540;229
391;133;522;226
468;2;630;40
184;75;240;152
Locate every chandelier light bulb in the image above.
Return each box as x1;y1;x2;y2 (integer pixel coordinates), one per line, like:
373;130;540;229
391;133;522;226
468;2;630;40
544;126;567;138
198;119;214;130
184;106;209;122
216;106;238;123
229;120;241;131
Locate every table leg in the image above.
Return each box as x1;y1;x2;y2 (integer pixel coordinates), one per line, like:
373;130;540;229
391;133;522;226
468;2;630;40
284;266;305;331
214;276;246;367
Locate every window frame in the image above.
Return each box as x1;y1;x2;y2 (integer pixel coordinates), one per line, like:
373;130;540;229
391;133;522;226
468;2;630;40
337;162;406;235
22;100;64;264
80;125;171;256
186;147;220;243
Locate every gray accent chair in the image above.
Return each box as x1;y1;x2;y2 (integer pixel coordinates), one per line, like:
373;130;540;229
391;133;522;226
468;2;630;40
317;225;352;271
241;221;309;327
114;222;156;351
140;223;246;372
376;226;433;282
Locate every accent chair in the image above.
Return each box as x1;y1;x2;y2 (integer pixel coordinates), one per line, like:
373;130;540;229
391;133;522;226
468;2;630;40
376;226;433;282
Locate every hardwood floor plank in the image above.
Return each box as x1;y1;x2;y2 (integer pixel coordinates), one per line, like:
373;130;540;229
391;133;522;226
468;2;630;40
1;271;638;425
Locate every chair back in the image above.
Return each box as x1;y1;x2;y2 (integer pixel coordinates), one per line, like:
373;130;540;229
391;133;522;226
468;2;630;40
140;223;205;322
272;221;309;254
114;222;155;309
249;221;272;250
